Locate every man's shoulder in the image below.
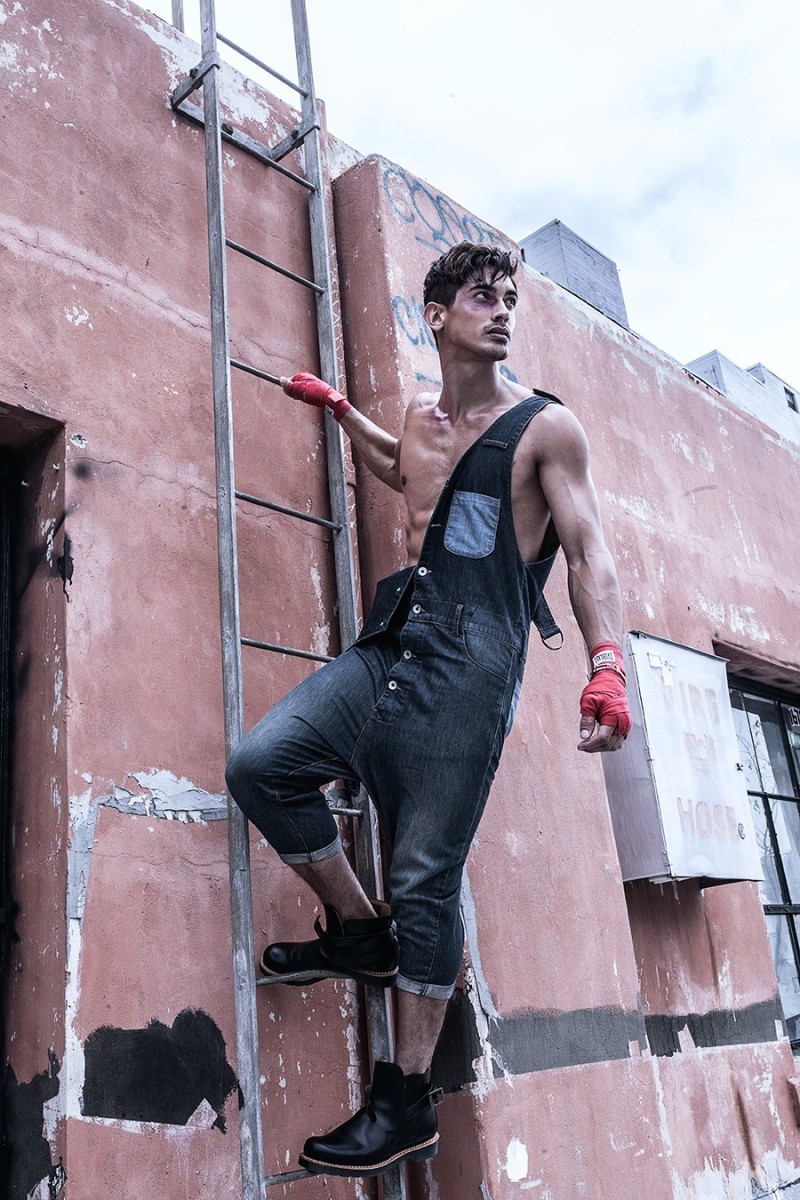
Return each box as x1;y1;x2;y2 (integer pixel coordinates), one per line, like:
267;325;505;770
521;395;588;462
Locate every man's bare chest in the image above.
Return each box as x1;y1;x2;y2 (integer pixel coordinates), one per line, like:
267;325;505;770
398;411;549;562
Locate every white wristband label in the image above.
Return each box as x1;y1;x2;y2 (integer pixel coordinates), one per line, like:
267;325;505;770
592;650;616;670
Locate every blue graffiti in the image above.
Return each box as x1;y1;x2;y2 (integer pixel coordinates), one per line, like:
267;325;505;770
382;164;512;255
391;295;437;349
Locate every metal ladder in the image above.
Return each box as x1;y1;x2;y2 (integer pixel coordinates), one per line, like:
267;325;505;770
170;3;406;1197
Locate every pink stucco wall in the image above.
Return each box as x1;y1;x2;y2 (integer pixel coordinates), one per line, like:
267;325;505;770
2;1;800;1198
332;155;800;1196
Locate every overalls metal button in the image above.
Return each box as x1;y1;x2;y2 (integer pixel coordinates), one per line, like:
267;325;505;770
388;680;398;691
412;604;422;614
402;650;412;660
417;567;428;576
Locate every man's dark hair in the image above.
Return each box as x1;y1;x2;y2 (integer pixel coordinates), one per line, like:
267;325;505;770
423;241;519;308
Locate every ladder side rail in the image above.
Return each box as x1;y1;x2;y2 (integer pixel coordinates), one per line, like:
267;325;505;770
291;0;359;652
292;7;408;1199
197;0;265;1196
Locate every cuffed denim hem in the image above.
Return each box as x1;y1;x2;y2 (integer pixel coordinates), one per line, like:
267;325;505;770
278;834;342;865
395;973;455;1001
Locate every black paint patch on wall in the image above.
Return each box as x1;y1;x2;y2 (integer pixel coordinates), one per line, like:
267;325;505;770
2;1049;64;1200
82;1009;237;1130
645;995;784;1057
491;1005;648;1077
433;993;785;1092
431;986;481;1094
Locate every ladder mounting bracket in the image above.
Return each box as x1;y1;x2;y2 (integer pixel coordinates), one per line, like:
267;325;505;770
171;50;221;108
270;117;320;163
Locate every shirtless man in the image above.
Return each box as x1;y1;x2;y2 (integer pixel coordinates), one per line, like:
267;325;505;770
225;241;631;1179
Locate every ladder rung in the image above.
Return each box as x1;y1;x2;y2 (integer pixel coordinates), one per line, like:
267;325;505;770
257;968;352;987
329;806;363;817
218;32;307;98
226;239;324;294
172;100;315;190
264;1168;312;1187
230;358;283;385
241;637;333;663
236;490;341;532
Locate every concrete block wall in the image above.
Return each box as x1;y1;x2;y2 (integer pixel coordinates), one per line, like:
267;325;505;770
2;1;800;1198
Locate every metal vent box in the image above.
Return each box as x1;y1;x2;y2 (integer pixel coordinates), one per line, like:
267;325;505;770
602;632;764;884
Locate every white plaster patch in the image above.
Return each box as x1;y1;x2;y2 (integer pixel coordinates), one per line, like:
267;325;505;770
0;3;23;25
692;592;726;626
501;1137;529;1183
308;563;331;658
668;430;694;463
601;489;659;529
65;303;92;328
63;914;87;1120
728;604;770;643
668;1146;800;1200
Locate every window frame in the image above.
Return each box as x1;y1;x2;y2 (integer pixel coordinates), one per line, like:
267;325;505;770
730;675;800;1050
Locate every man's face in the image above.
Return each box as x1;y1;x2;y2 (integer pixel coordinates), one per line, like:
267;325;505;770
431;272;519;360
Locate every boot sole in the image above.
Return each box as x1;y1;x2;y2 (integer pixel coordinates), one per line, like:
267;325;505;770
259;960;398;989
299;1132;439;1177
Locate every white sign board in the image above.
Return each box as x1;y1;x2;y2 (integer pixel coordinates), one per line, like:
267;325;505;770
602;632;764;884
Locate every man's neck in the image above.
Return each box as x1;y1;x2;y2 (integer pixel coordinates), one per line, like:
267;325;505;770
437;359;515;422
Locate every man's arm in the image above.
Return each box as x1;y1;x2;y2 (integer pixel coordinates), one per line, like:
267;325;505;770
281;372;402;493
535;406;631;753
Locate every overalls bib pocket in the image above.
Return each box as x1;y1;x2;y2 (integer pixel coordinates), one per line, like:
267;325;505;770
444;491;500;558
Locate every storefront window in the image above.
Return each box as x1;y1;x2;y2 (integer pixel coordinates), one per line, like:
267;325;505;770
731;684;800;1050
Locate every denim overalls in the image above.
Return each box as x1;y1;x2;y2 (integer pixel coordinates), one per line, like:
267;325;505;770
226;394;561;999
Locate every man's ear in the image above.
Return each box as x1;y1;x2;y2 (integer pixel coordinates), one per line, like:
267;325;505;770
424;301;445;337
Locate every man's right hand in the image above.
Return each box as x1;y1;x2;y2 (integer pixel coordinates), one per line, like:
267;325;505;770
281;372;351;422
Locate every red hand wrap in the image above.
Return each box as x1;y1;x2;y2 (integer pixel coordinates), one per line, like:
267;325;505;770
580;642;632;737
285;372;351;421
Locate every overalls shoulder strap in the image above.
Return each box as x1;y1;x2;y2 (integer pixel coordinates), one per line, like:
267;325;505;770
477;391;564;647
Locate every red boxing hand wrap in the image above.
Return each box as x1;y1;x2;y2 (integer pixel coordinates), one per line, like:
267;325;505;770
285;372;351;421
580;642;632;737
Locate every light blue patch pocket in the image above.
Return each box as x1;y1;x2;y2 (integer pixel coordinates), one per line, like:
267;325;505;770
444;491;501;558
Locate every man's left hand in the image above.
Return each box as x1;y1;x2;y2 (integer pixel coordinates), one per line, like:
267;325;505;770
577;642;632;753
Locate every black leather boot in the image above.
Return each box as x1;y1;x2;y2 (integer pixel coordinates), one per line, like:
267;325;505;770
259;901;398;988
298;1060;442;1177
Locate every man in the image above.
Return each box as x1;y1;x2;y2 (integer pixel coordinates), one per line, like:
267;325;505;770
226;241;631;1178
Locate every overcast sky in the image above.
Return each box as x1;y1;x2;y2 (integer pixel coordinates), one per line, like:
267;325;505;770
145;0;800;388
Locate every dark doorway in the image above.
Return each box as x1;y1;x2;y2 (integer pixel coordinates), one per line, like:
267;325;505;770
0;405;64;1195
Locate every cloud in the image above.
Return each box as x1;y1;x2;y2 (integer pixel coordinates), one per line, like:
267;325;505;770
144;0;800;384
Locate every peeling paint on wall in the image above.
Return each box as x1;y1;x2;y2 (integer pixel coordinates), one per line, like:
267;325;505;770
100;769;227;822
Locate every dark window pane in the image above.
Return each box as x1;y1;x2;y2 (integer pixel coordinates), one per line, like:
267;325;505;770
766;914;800;1041
750;796;783;905
737;694;794;796
782;704;800;793
731;691;763;792
769;799;800;903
